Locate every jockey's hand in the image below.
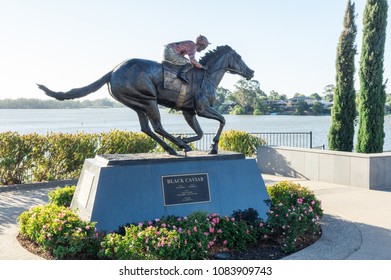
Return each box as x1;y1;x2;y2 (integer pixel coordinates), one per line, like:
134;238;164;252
193;62;204;69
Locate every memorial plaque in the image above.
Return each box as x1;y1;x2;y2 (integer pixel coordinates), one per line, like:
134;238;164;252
162;173;211;206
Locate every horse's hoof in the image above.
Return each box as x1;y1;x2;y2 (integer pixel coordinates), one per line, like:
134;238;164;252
208;149;218;155
167;149;178;155
184;145;192;152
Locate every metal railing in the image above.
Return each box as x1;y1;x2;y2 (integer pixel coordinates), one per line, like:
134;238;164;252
174;131;313;151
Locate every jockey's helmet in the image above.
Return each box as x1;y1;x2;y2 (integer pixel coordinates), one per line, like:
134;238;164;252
196;35;210;46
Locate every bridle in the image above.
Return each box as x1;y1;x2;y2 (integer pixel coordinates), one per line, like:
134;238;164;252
201;50;247;88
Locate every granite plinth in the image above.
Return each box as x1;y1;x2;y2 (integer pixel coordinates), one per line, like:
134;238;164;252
71;152;269;232
95;151;245;166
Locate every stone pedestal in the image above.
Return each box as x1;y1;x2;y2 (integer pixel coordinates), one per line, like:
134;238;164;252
71;152;269;232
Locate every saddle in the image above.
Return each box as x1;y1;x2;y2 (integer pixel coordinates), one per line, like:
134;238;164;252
161;61;184;92
162;61;190;109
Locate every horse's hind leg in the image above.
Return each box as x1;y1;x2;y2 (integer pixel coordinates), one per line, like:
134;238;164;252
145;104;192;152
136;111;177;155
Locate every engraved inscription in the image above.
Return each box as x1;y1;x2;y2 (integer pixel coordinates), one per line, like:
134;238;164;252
162;173;210;206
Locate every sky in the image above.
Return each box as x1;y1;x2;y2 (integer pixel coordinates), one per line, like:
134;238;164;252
0;0;390;100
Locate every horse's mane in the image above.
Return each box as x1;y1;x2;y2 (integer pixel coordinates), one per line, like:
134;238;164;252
199;45;233;65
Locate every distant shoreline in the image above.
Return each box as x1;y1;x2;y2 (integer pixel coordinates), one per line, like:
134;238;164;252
0;98;124;110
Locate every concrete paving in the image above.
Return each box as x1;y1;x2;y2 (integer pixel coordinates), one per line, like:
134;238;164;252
1;176;390;260
263;175;391;260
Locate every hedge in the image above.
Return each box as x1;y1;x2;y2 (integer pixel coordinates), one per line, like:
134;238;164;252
0;130;156;185
1;129;265;185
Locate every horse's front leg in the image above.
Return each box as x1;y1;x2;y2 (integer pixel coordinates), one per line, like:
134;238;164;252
181;111;204;144
196;104;225;154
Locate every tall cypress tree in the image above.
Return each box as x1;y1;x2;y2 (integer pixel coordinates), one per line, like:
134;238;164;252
356;0;388;153
328;0;357;152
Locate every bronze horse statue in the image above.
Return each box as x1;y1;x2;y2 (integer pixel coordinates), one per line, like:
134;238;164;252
38;45;254;155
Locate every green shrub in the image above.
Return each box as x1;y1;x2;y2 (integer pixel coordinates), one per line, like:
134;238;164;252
230;105;245;115
33;132;99;182
219;130;266;156
48;185;76;207
0;130;157;185
100;211;259;260
18;204;101;259
264;181;323;252
97;130;156;154
100;225;180;260
0;132;45;185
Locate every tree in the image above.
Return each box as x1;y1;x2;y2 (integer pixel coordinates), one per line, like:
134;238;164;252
310;93;322;101
231;79;266;114
268;90;281;101
294;100;309;115
322;84;335;102
214;87;232;113
328;0;357;152
312;102;324;116
356;0;388;153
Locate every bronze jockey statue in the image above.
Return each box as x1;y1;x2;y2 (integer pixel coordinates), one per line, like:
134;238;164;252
162;35;210;83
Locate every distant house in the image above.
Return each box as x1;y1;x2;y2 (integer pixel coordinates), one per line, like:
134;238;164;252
266;100;288;110
288;96;333;108
319;100;333;108
288;96;317;105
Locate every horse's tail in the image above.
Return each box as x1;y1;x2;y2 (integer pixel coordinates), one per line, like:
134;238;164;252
37;71;112;101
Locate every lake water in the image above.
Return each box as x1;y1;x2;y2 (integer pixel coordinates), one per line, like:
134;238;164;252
1;108;390;151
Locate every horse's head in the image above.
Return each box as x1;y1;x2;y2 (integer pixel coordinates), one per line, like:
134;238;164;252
226;48;254;80
200;46;254;81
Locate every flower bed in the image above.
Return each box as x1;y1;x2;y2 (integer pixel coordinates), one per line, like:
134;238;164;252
18;181;323;259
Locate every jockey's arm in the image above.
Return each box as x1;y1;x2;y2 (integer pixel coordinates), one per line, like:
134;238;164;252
190;58;204;69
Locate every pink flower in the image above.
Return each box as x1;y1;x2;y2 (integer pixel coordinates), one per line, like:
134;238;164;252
86;225;90;230
178;227;183;233
259;222;264;228
184;239;188;245
162;223;167;228
209;227;215;234
297;198;303;204
223;240;228;246
246;229;250;235
217;229;222;234
193;226;198;232
311;200;316;205
148;221;153;226
58;227;62;231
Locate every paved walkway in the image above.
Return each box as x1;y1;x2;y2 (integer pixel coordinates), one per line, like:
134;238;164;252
1;176;391;260
263;175;391;260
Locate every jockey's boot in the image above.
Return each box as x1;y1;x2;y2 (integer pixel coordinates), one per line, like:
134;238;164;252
177;63;193;84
